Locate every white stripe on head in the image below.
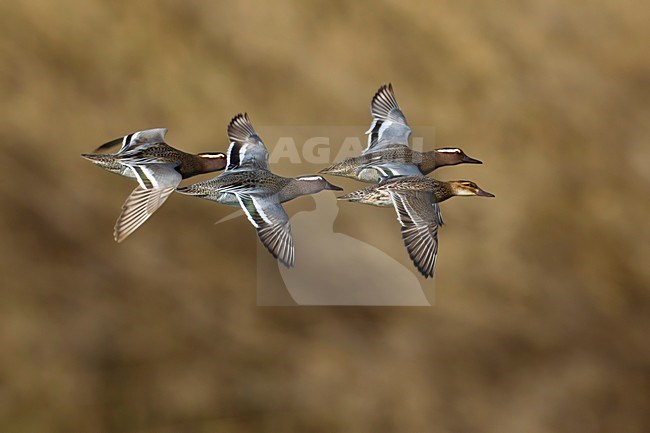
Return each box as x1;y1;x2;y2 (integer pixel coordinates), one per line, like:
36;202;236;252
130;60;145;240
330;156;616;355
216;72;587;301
437;148;462;153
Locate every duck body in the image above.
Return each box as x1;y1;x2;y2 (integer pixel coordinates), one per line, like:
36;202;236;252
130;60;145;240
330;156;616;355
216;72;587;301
321;146;481;183
338;175;467;206
320;146;431;182
81;128;226;242
182;170;337;207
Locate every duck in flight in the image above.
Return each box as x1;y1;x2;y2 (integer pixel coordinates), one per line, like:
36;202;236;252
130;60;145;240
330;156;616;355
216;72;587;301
319;83;482;182
176;113;342;267
339;176;494;278
82;129;226;242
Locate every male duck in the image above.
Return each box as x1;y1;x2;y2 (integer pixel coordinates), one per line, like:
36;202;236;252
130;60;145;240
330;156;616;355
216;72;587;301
82;129;226;242
339;175;494;278
319;83;482;182
177;113;342;267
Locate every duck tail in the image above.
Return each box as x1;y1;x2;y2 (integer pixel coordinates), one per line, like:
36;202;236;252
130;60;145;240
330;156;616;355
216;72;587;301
81;153;108;164
318;161;343;175
337;190;363;202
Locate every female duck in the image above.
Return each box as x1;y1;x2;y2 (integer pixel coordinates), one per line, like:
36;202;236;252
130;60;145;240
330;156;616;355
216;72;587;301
339;175;494;278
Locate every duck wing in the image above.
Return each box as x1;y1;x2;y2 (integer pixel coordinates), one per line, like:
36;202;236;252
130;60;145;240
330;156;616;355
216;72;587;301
363;83;412;154
433;203;444;226
236;193;294;267
226;113;269;171
389;191;439;278
113;164;181;242
94;128;168;153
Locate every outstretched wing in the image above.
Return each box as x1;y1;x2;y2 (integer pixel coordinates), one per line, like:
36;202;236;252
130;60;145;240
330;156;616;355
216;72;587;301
236;194;294;267
433;203;444;226
95;128;168;153
113;164;181;242
226;113;269;171
389;191;439;278
363;83;411;154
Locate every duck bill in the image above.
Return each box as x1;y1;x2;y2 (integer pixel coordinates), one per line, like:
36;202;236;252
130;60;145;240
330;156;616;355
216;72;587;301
325;181;344;191
476;187;495;197
462;154;483;164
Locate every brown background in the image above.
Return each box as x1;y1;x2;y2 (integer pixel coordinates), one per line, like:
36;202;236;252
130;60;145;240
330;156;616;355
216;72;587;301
1;1;649;432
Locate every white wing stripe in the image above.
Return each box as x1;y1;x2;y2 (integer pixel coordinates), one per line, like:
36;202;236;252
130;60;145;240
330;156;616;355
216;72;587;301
236;194;260;228
253;197;275;225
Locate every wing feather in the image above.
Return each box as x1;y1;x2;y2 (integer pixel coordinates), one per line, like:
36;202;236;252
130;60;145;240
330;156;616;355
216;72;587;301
236;194;294;267
113;165;181;242
226;113;269;171
363;84;412;154
389;191;439;278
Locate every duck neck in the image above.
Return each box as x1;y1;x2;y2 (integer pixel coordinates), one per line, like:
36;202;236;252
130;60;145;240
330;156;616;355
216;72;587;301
291;178;325;198
181;154;225;178
198;156;226;173
435;181;456;202
418;151;438;175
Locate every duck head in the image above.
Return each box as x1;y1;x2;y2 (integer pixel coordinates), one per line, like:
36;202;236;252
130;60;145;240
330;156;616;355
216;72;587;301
449;180;495;197
296;175;344;193
434;148;482;167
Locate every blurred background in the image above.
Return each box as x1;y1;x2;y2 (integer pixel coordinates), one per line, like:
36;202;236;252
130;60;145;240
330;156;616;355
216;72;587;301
1;0;649;432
